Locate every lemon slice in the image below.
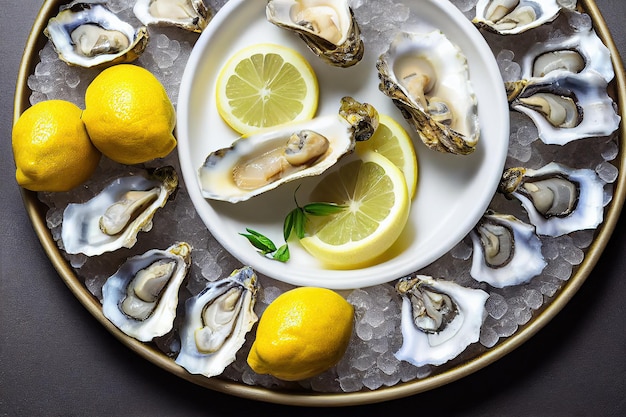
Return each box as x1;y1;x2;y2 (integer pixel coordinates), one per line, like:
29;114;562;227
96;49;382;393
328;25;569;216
356;114;419;199
215;43;319;134
299;151;410;269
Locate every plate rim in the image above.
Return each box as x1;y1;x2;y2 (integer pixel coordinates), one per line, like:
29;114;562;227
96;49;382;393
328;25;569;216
13;0;626;406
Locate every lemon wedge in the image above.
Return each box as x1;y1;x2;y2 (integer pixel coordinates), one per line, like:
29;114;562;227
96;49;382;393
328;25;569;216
215;43;319;134
299;151;410;269
356;114;419;199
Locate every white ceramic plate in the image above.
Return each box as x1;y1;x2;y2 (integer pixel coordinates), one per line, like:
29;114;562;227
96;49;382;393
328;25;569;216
177;0;509;290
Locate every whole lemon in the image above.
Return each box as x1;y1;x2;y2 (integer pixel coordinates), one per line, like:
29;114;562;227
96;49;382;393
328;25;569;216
82;64;176;165
247;287;354;381
12;100;101;192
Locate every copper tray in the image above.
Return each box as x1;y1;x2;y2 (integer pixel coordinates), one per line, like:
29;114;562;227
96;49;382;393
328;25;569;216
13;0;626;406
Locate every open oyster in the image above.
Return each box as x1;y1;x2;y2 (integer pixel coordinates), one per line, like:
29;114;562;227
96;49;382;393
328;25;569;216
515;21;614;83
377;30;479;155
266;0;364;67
175;267;259;378
101;242;192;342
395;275;489;367
133;0;213;33
506;72;620;145
198;96;378;203
44;1;149;68
470;211;546;288
498;162;605;237
473;0;577;35
62;166;178;256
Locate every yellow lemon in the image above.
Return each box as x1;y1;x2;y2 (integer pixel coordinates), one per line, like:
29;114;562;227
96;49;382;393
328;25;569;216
247;287;353;381
356;114;419;199
299;151;410;269
82;64;176;165
216;43;319;134
12;100;101;192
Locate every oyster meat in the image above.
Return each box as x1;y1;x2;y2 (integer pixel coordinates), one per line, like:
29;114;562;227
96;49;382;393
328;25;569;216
506;72;620;145
198;96;379;203
101;242;192;342
395;275;489;367
266;0;364;67
62;166;178;256
175;267;259;378
470;211;546;288
377;30;479;155
133;0;213;33
44;1;149;68
498;162;605;237
473;0;577;35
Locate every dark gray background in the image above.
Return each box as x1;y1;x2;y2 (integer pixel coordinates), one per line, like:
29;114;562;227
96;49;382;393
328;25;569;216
1;1;625;415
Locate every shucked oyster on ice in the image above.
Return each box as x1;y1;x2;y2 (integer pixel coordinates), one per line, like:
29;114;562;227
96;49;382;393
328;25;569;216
377;30;480;155
198;96;378;203
470;211;546;288
133;0;213;33
395;275;489;367
473;0;577;35
101;242;192;342
175;267;259;378
514;20;614;83
498;162;605;237
44;1;149;68
266;0;364;67
505;72;620;145
62;166;178;256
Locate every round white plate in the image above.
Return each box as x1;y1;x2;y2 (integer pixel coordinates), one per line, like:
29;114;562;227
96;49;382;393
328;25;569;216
177;0;509;290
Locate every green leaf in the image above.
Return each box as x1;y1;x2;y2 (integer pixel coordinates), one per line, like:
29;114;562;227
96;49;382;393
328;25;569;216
273;244;290;262
303;202;346;216
293;207;307;239
239;229;276;254
283;208;298;241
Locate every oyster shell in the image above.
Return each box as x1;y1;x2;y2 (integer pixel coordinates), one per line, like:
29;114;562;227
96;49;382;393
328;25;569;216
62;166;178;256
470;211;546;288
44;1;149;68
175;267;259;378
395;275;489;367
506;72;620;145
133;0;213;33
473;0;576;35
376;30;479;155
198;96;379;203
498;162;605;237
101;242;192;342
516;21;614;83
266;0;364;67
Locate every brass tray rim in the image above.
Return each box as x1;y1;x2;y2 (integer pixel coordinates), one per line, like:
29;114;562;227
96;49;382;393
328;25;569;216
12;0;626;407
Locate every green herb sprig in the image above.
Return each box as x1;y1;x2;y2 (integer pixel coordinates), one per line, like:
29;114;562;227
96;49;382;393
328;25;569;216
240;190;345;262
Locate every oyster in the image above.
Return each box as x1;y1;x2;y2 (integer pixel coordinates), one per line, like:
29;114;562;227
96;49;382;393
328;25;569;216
377;30;479;155
101;242;192;342
473;0;576;35
498;162;605;237
62;166;178;256
470;211;546;288
44;1;149;68
133;0;212;33
198;96;378;203
506;72;620;145
175;267;259;378
266;0;364;67
395;275;489;367
516;22;614;83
